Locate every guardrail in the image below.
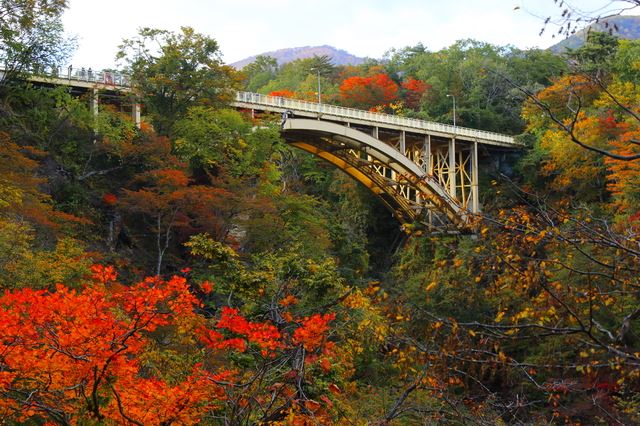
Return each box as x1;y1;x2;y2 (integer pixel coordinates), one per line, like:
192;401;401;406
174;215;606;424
0;64;131;88
234;91;519;146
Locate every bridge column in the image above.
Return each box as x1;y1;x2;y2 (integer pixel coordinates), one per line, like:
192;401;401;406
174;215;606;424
471;140;479;213
90;88;99;116
448;137;457;200
399;130;406;155
372;126;379;139
422;134;431;174
131;100;141;129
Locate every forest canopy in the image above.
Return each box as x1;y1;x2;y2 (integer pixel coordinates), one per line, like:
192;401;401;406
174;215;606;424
1;1;640;424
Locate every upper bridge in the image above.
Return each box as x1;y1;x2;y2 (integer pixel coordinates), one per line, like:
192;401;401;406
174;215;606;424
232;92;523;230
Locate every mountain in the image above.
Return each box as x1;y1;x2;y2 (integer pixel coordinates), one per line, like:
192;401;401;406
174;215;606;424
550;15;640;53
229;45;366;69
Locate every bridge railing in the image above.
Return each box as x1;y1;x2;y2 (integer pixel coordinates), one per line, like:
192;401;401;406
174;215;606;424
1;64;131;88
43;66;131;88
234;91;519;146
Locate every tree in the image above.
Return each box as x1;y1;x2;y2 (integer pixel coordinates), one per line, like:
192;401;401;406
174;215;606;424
385;40;566;133
172;106;251;175
119;166;232;275
117;27;240;135
339;73;399;110
0;261;350;424
401;77;429;110
0;267;219;424
241;54;278;92
260;56;338;101
517;32;640;161
0;0;73;84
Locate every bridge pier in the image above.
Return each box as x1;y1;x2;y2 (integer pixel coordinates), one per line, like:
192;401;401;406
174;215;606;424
422;135;431;174
471;141;479;213
91;88;99;116
448;138;457;200
131;101;141;128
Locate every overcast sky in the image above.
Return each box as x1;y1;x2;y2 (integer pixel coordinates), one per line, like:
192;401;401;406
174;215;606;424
62;0;634;69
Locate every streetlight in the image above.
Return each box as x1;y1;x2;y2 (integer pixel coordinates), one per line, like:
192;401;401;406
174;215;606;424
310;67;321;104
446;94;456;132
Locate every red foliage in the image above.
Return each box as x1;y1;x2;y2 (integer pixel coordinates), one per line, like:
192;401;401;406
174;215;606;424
0;266;338;423
102;193;118;206
402;78;430;110
339;73;399;109
90;264;117;285
0;271;221;424
268;89;296;99
293;313;336;352
216;307;282;354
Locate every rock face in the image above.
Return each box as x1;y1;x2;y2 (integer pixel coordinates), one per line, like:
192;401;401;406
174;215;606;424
229;45;366;69
549;15;640;53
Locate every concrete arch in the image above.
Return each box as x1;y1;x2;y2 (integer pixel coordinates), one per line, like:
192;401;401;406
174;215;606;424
281;118;469;228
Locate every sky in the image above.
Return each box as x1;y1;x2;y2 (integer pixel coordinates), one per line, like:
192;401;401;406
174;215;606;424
61;0;635;69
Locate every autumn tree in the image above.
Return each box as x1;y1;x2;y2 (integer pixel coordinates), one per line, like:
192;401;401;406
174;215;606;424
1;260;360;424
117;27;240;135
401;77;429;110
119;165;233;275
339;73;399;110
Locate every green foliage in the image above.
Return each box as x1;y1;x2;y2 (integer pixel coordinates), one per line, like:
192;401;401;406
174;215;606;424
386;40;566;133
614;39;640;82
0;219;91;289
241;55;278;92
117;27;240;134
0;0;74;81
260;56;337;99
173;107;251;173
566;31;620;73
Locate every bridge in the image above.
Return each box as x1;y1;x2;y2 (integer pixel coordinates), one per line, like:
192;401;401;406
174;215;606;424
232;92;522;230
9;67;522;230
0;66;141;125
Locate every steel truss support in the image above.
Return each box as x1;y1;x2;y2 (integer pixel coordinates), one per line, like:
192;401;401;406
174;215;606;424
282;118;473;230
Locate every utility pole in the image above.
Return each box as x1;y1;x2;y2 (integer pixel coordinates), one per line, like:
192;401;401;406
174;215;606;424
446;94;456;132
310;67;321;104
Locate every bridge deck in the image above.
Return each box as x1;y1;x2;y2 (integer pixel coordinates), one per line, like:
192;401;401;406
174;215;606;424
232;91;521;148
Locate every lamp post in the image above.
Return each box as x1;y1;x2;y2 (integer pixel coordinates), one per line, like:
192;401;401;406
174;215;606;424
310;67;321;104
446;94;456;132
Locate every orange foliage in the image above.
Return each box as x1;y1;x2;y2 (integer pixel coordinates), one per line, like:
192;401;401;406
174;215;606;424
0;132;88;229
268;89;296;98
0;263;341;424
292;313;336;352
339;73;399;109
522;75;600;131
605;124;640;212
202;306;282;355
0;268;221;424
101;192;118;206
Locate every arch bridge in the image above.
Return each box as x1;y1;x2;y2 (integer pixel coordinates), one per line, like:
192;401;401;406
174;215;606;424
232;92;522;231
9;66;523;231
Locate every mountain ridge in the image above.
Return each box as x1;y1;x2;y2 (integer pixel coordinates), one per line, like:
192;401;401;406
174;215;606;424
229;45;366;69
549;15;640;53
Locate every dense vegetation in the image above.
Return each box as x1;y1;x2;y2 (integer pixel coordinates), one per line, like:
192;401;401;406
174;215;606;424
1;1;640;424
